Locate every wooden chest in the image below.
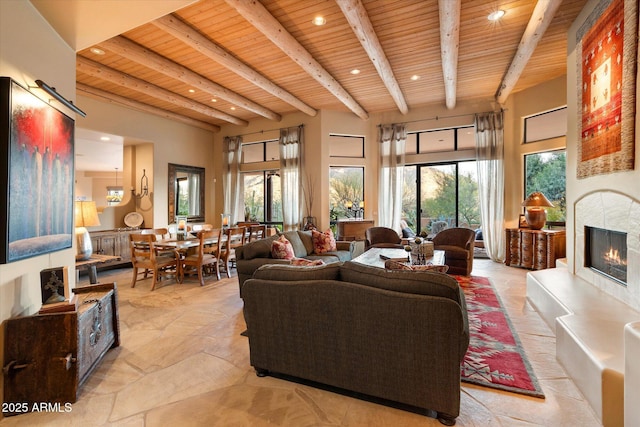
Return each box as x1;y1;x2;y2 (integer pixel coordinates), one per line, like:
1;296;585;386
504;228;566;270
2;283;120;415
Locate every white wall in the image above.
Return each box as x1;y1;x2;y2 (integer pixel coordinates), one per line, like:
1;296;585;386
566;0;640;272
0;1;78;411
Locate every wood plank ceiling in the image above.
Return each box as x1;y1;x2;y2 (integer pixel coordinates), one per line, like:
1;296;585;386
76;0;588;132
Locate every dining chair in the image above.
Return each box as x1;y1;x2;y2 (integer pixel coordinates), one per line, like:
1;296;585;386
220;227;246;278
140;228;169;240
248;224;267;242
129;233;181;291
180;228;222;285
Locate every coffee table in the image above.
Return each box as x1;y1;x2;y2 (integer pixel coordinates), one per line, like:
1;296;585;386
352;247;445;269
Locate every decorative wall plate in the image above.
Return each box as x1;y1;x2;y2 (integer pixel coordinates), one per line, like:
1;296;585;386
124;212;143;228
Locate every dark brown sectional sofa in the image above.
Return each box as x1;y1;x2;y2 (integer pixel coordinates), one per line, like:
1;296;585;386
241;261;470;425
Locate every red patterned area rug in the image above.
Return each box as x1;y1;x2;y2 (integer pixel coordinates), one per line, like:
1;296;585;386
454;275;545;398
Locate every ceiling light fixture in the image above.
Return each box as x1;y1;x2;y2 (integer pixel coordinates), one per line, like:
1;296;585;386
411;75;420;81
488;10;505;21
230;106;236;110
211;98;217;102
188;89;195;93
100;136;110;141
90;47;105;55
350;69;360;75
312;16;326;26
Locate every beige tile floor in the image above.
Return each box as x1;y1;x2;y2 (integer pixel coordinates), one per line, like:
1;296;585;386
0;259;601;426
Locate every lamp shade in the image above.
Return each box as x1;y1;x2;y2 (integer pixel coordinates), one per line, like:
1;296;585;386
521;192;554;208
75;201;101;227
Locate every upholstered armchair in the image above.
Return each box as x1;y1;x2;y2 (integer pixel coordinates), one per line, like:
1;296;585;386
432;227;476;275
364;226;403;251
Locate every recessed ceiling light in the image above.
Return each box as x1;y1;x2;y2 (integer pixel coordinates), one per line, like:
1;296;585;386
211;98;217;102
188;89;195;93
350;69;360;75
100;136;110;141
90;47;105;55
488;10;505;21
411;75;420;81
230;106;236;110
312;16;326;26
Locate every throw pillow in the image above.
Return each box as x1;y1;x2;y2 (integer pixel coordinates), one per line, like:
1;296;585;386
291;257;325;266
271;235;295;260
312;228;337;254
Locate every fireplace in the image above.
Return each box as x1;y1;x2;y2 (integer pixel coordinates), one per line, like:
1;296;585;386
585;226;627;286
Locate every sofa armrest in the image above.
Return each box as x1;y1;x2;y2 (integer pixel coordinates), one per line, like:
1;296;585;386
336;240;356;254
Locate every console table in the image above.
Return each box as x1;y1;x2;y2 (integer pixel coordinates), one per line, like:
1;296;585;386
2;283;120;415
75;254;121;284
336;219;374;241
505;228;566;270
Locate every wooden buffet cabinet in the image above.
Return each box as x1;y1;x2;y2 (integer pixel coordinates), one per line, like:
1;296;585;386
505;228;566;270
89;229;137;267
3;283;120;415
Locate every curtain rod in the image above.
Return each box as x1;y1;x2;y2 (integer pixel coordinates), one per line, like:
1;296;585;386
377;108;505;127
228;123;304;138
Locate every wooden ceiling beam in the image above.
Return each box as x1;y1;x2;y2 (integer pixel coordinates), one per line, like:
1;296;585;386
336;0;408;114
438;0;460;110
152;14;317;117
225;0;369;120
99;36;281;121
495;0;562;105
77;83;220;132
76;56;248;126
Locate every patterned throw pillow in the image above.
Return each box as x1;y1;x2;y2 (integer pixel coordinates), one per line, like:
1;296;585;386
311;228;337;254
271;235;295;260
290;257;325;266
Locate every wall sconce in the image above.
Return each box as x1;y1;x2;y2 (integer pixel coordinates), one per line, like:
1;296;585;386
522;191;554;229
34;79;87;117
134;169;149;199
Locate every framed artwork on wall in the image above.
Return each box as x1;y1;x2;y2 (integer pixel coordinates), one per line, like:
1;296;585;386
576;0;638;178
0;77;75;263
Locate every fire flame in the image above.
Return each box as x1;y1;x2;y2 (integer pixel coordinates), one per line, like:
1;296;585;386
604;247;626;266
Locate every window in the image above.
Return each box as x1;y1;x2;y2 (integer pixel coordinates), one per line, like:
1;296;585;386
243;171;282;225
329;167;364;222
402;161;479;235
406;126;474;154
524;150;566;222
329;134;364;158
524;107;567;143
242;140;279;163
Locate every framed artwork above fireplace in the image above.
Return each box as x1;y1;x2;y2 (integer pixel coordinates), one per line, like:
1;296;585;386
576;0;638;179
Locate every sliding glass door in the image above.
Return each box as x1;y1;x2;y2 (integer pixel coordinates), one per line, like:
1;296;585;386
402;161;480;235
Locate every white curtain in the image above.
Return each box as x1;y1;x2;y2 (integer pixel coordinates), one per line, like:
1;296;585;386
475;111;505;262
378;123;406;231
279;126;304;231
223;135;243;225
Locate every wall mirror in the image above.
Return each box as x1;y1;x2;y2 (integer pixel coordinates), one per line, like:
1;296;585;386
168;163;205;223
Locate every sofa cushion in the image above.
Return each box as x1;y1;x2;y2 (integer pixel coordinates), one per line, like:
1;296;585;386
339;261;461;302
271;235;295;260
312;228;337;254
297;230;315;255
252;262;341;282
281;231;308;258
241;234;279;260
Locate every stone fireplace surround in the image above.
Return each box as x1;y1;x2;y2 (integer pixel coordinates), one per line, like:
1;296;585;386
527;190;640;426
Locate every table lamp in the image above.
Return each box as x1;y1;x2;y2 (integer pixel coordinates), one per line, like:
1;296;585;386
75;201;100;261
521;192;554;230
